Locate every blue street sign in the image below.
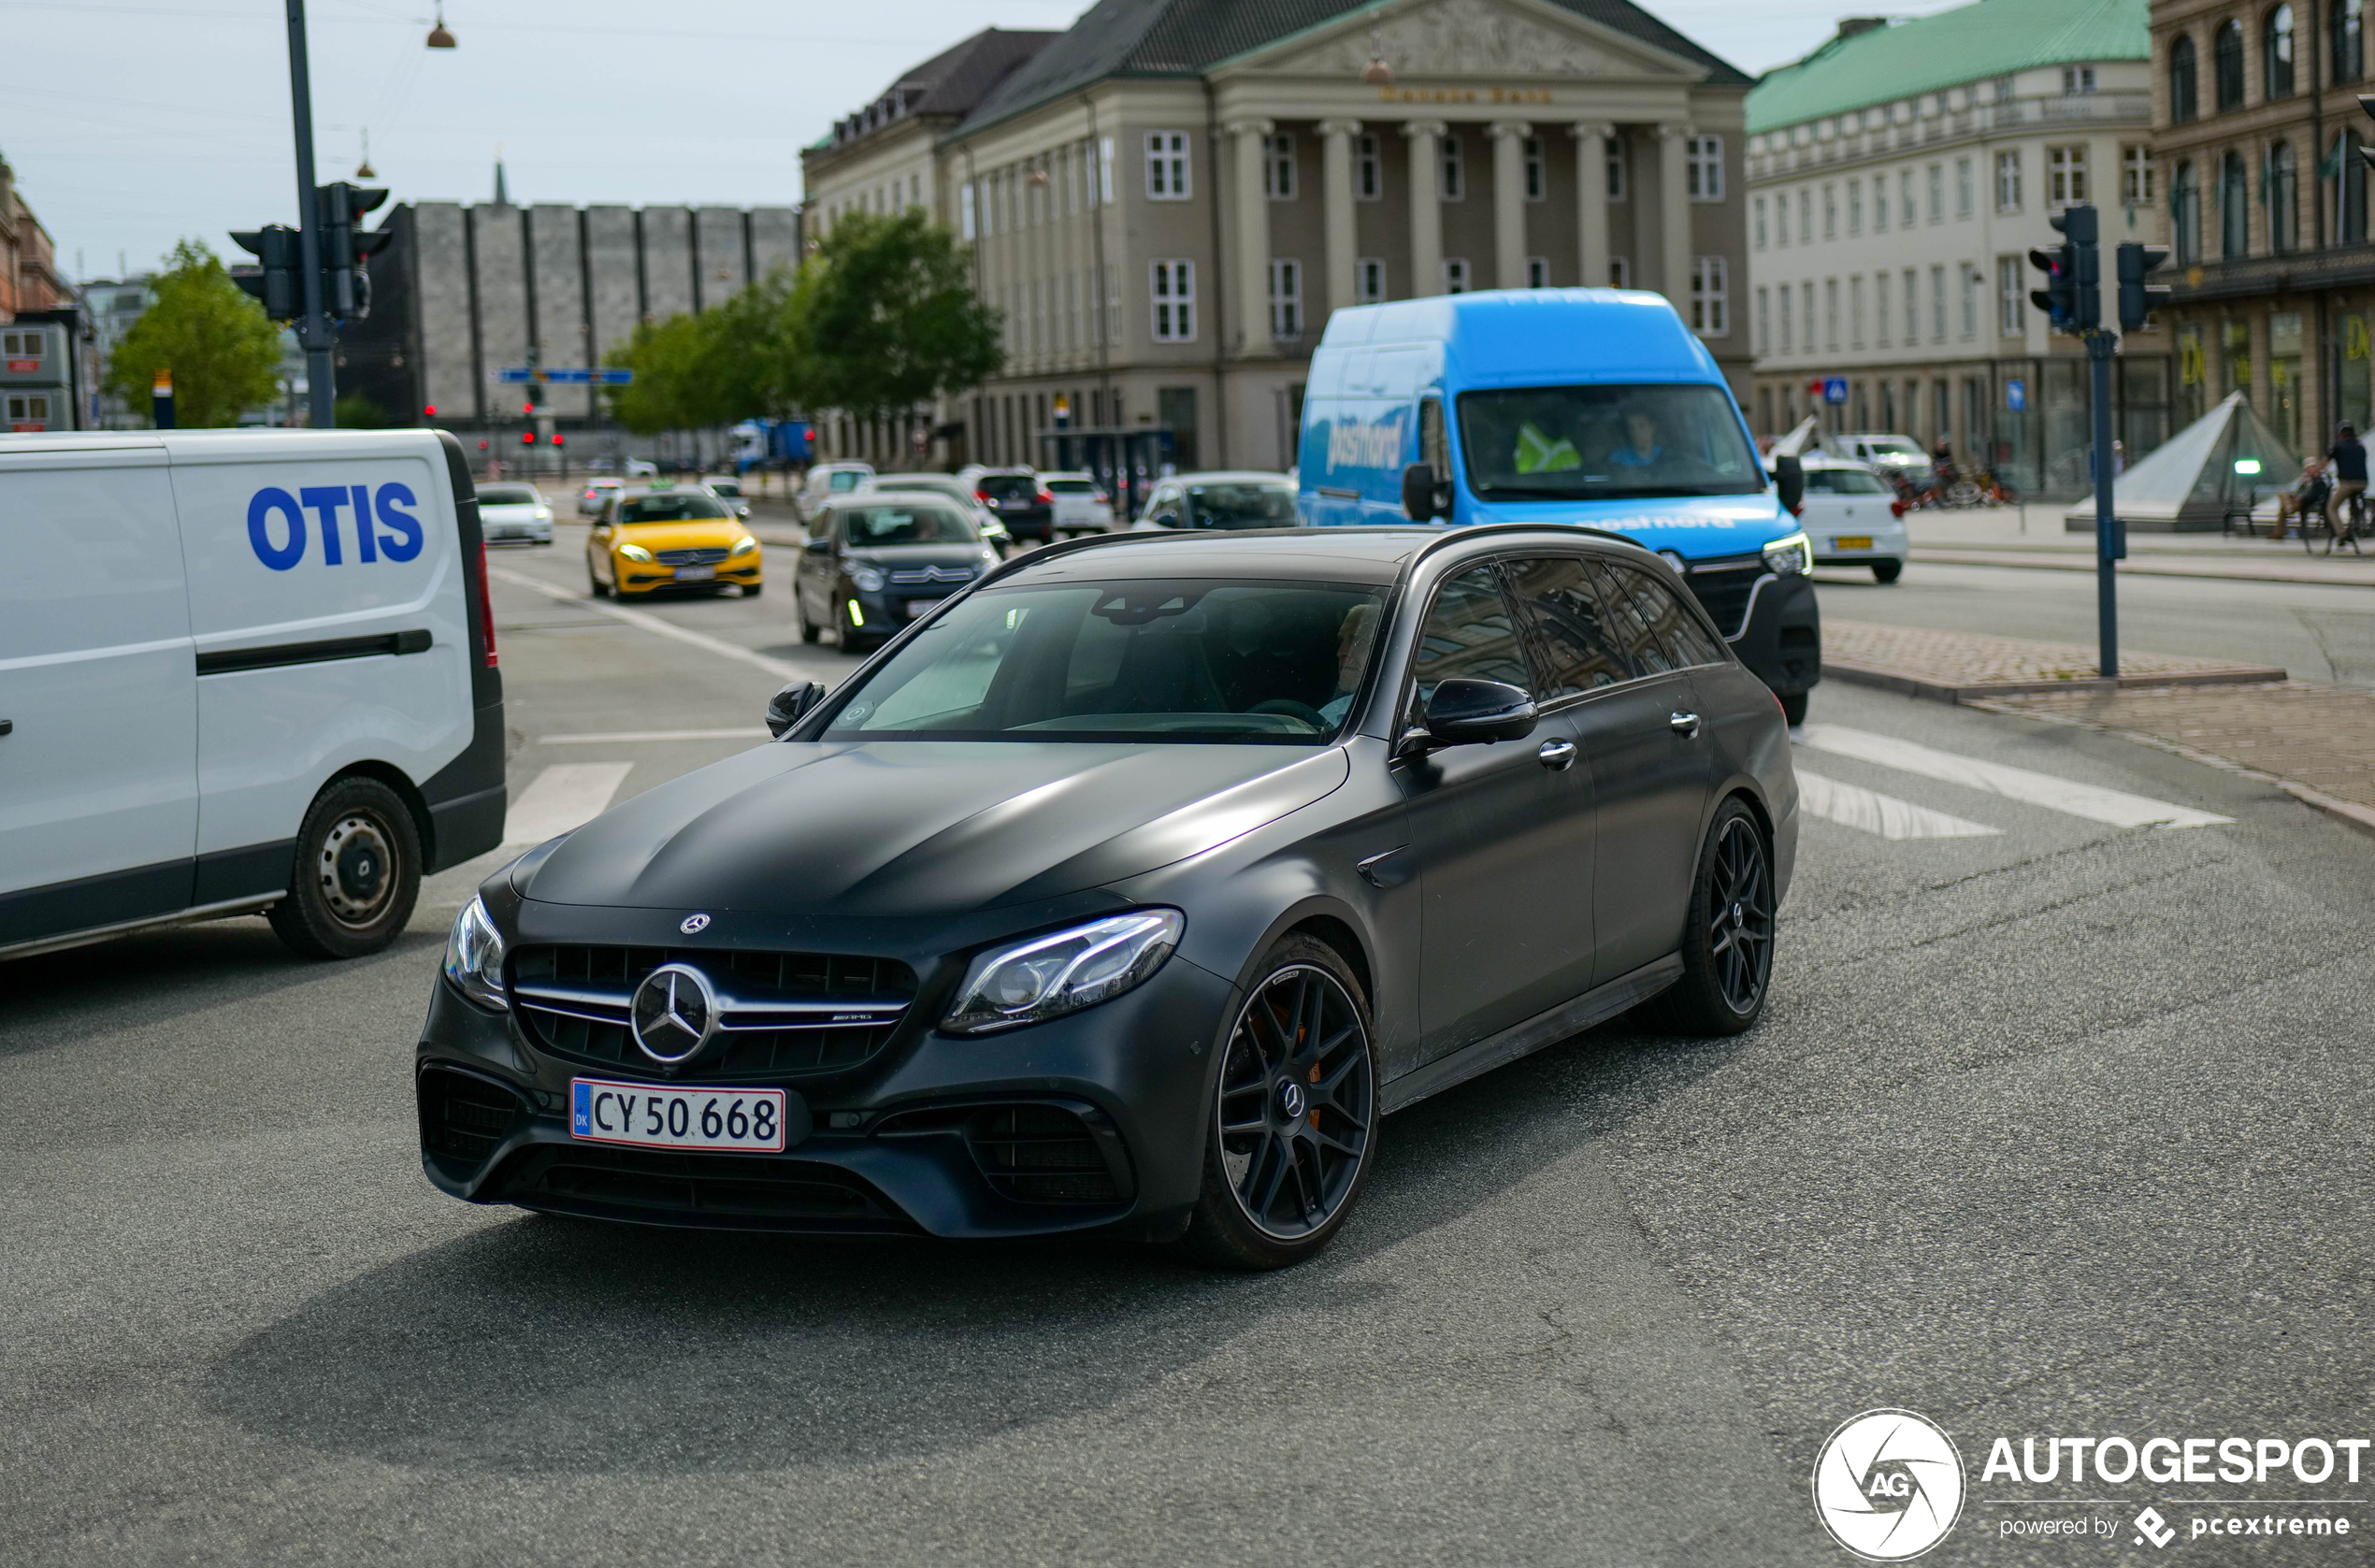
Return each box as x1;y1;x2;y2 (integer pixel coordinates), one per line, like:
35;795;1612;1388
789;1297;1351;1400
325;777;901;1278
1821;376;1849;406
2006;378;2026;410
496;367;632;384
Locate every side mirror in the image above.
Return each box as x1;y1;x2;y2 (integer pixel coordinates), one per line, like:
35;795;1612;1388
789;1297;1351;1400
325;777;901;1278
802;534;832;554
1401;463;1438;522
1418;677;1538;748
765;679;827;739
1774;453;1806;515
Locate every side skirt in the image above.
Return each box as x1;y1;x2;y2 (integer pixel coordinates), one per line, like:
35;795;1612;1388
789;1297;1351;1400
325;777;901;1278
1380;954;1683;1115
0;892;281;964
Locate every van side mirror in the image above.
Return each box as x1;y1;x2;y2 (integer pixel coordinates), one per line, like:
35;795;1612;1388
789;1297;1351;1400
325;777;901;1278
1401;463;1439;522
1414;677;1538;749
1774;453;1806;515
765;680;827;738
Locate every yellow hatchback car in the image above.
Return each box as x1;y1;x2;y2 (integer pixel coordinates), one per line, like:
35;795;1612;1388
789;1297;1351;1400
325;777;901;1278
586;485;762;598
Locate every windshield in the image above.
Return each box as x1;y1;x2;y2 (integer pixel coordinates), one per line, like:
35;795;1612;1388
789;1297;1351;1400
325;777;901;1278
1804;467;1894;495
839;502;979;546
708;482;741;497
978;474;1042;501
828;469;868;492
874;478;968;501
1860;438;1929;462
477;485;540;506
1187;482;1298;529
826;580;1387;744
616;494;730;523
1045;478;1101;495
1457;383;1763;500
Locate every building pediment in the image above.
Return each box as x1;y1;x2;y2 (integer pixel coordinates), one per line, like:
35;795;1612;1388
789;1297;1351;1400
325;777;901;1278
1237;0;1709;85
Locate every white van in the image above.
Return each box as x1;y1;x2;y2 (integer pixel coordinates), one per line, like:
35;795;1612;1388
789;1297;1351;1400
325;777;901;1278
0;427;506;961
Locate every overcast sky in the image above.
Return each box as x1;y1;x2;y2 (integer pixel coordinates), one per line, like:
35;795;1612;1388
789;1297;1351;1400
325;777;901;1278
7;0;1971;284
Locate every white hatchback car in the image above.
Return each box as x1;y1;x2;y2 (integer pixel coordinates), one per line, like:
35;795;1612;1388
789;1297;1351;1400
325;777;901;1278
1042;470;1116;536
576;477;624;517
1797;455;1909;583
476;482;554;545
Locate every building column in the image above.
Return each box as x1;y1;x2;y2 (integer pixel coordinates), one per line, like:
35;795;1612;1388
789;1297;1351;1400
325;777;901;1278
1403;120;1447;295
1570;122;1614;287
1489;120;1533;290
1656;122;1693;309
1318;118;1362;317
1228;118;1275;354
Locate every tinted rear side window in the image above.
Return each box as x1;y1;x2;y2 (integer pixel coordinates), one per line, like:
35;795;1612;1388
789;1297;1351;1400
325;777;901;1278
1412;566;1533;708
979;475;1041;501
1503;555;1631;698
1805;468;1893;495
1594;561;1724;672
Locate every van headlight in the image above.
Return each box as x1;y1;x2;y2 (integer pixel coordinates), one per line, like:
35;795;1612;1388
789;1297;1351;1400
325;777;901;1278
443;896;508;1011
849;565;885;592
729;535;759;555
1762;531;1812;576
617;543;655;563
943;910;1185;1035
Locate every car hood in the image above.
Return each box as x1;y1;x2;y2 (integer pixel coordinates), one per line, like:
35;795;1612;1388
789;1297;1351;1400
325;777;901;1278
520;741;1351;916
609;519;747;550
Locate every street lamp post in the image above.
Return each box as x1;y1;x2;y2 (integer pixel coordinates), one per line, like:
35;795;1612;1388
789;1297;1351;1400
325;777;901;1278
281;0;335;429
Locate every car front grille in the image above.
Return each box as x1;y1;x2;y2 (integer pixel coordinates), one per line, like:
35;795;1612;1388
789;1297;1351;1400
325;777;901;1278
510;944;918;1081
502;1146;913;1230
885;564;975;587
655;547;731;566
418;1066;529;1175
1679;554;1769;639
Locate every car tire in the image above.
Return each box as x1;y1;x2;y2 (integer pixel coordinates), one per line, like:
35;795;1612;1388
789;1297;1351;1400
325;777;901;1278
1184;933;1379;1271
587;560;611;598
1872;559;1904;584
267;774;423;960
1779;689;1808;726
799;601;821;643
743;582;762;598
1639;798;1775;1038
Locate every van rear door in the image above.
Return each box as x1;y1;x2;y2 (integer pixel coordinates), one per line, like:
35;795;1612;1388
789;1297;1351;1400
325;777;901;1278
0;439;200;943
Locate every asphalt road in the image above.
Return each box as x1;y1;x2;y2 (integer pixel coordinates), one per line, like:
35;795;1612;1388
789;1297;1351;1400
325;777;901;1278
6;529;2372;1566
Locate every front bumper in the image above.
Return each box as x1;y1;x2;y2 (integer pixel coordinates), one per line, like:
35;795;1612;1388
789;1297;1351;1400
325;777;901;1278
1811;525;1908;564
1726;570;1821;698
620;557;761;593
415;935;1235;1240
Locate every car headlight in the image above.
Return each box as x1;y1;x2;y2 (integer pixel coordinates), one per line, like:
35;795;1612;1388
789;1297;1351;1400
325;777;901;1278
729;535;759;555
943;909;1185;1036
617;543;654;563
443;895;508;1011
849;565;885;593
1762;531;1812;576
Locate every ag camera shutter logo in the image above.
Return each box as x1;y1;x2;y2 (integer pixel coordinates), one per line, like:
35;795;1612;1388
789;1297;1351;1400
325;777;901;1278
1812;1408;1965;1561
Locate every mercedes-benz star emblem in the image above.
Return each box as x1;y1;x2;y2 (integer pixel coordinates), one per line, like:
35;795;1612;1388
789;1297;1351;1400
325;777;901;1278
630;963;718;1066
679;913;712;935
1278;1080;1307;1119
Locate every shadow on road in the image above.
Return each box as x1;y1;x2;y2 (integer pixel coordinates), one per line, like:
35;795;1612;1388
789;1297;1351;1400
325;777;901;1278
203;1017;1745;1476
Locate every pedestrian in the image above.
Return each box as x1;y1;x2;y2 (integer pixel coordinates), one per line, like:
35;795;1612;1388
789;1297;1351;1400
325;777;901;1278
2326;423;2368;538
2272;457;2328;541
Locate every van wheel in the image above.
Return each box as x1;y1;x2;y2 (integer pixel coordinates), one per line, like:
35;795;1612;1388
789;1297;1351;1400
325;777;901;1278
268;776;422;959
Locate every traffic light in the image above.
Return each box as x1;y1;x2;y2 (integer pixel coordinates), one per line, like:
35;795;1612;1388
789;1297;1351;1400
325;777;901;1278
228;225;302;322
2029;205;2100;333
2116;242;2171;333
521;431;537;444
316;182;392;321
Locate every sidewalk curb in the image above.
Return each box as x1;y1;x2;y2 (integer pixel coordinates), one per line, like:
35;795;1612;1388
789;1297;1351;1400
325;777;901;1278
1821;658;2289;704
1909;548;2375;588
1964;696;2375;842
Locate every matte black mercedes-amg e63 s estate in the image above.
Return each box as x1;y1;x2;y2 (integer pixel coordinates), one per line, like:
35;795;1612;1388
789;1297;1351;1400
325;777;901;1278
421;525;1798;1267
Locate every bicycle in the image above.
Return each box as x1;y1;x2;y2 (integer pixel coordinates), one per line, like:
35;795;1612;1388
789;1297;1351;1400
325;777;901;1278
2319;488;2369;555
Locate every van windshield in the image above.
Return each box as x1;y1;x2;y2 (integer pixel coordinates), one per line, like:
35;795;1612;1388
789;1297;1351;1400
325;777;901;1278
1457;384;1763;500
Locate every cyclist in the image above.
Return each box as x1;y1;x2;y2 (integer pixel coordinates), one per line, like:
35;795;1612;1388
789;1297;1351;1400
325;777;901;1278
2325;423;2368;541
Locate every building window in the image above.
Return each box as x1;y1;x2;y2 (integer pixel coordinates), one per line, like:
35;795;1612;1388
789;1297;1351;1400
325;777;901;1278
1902;267;1919;340
1757;285;1772;352
1357;257;1387;302
1927;163;1944;223
1930;264;1948;340
1440;134;1465;200
1803;281;1816;349
1823;183;1838;237
2270;139;2299;252
1524;137;1546;199
2170;34;2199;122
1873;173;1889;231
1688;135;1724;200
2339;0;2367;83
2222;149;2251;255
2173;159;2201;263
2049;145;2088;208
1691;257;1728;335
1356;135;1382;199
1755;194;1768;249
2267;5;2297;97
1998;255;2024;333
1606;138;1628;200
1849;179;1864;234
1799;188;1813;242
1443;257;1471;293
1778;282;1793;352
1957;157;1974;217
1996;150;2022;210
1959;264;1978;338
1876;269;1892;345
1150;259;1196;339
1850;274;1865;346
1265;132;1297;199
1268;258;1302;337
2123;145;2155;202
1898;168;1915;229
2063;65;2098;94
1825;278;1839;350
1146;132;1191;199
1526;255;1550;288
1610;257;1632;288
2215;20;2246;109
1099;136;1116;204
959;181;976;239
2341;133;2370;241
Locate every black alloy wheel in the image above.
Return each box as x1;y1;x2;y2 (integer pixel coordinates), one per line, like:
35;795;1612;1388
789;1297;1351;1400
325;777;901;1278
1641;798;1775;1036
268;774;423;959
1187;935;1377;1269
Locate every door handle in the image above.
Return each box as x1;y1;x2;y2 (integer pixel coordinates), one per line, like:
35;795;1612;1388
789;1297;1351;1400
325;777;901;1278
0;719;11;737
1536;738;1577;770
1669;711;1701;737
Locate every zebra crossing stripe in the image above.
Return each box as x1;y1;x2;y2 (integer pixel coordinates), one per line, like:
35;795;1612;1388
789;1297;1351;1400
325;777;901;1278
1796;725;2231;829
1795;769;2002;839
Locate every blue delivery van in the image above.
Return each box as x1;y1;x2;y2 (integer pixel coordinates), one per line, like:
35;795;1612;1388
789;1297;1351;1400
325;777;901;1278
1297;289;1820;720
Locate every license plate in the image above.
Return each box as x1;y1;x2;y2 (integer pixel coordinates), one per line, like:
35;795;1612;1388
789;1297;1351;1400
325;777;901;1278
570;1078;787;1152
906;597;943;617
674;564;716;581
1833;536;1872;551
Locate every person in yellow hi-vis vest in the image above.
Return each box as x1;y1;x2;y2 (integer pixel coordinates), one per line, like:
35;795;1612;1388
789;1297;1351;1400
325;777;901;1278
1514;421;1580;475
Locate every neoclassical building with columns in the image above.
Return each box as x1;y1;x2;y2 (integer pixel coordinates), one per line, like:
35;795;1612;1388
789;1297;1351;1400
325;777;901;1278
801;0;1752;474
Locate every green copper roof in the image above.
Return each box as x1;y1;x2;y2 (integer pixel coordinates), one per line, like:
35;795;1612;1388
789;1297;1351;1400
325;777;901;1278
1746;0;2148;133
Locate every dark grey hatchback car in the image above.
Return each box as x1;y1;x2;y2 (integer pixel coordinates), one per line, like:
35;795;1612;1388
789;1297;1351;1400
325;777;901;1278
422;525;1798;1267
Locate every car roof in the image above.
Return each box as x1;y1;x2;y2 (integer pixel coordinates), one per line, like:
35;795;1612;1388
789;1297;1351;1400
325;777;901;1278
983;524;1654;588
1167;470;1293;485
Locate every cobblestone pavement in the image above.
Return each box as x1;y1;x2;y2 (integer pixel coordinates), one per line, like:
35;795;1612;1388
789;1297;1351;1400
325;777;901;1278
1825;618;2274;685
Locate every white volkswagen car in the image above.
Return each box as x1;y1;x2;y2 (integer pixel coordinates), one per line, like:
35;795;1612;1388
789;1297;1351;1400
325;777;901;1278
1796;455;1908;583
1042;471;1116;536
476;482;554;545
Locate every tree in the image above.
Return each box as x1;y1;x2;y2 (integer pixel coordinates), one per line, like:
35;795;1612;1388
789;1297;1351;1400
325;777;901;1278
603;269;800;435
601;311;710;436
784;209;1002;423
103;239;283;428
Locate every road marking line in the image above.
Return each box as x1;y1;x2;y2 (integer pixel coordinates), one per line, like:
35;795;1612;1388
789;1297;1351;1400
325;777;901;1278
538;727;768;744
1794;769;2002;839
1796;724;2233;828
504;762;632;847
484;563;802;681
